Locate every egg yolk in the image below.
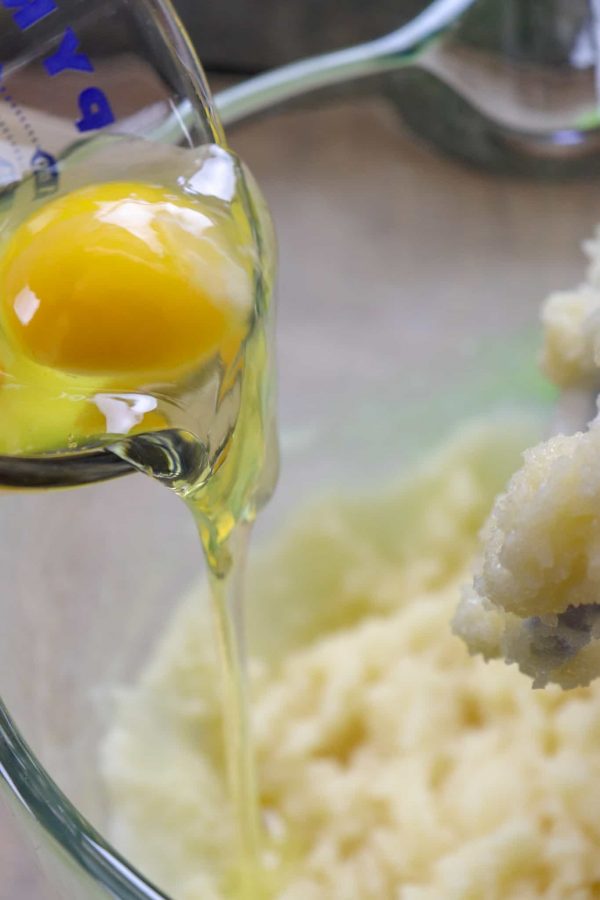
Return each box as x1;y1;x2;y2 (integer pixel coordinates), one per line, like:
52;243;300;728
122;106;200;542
0;182;249;378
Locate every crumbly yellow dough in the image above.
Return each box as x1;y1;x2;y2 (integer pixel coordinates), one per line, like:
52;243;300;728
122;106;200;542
541;286;600;389
453;423;600;688
455;226;600;689
474;423;600;619
101;417;600;900
540;226;600;388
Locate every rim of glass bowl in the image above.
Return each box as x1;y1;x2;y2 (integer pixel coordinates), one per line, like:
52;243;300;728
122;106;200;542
0;700;169;899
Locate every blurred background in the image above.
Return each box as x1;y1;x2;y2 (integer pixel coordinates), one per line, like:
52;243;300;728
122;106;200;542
204;0;600;178
174;0;425;71
93;0;600;176
93;0;425;72
173;0;588;74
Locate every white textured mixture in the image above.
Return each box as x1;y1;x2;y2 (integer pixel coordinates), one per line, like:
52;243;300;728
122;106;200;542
102;417;600;900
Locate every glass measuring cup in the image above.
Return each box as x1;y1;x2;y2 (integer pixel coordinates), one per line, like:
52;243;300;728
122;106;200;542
0;0;276;896
0;0;233;489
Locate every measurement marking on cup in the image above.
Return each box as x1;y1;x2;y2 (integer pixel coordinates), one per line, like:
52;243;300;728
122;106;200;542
1;86;39;148
0;115;24;170
0;76;40;152
0;0;120;198
0;63;60;196
0;115;21;208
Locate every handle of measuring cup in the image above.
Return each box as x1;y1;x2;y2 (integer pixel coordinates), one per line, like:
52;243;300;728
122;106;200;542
214;0;475;126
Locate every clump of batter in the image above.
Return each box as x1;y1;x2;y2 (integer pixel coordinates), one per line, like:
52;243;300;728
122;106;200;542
455;226;600;689
540;226;600;389
541;286;600;389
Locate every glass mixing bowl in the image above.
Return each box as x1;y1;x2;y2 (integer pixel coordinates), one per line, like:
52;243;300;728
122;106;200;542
2;86;600;897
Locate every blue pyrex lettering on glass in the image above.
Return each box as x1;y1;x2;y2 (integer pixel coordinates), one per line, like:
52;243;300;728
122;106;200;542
2;0;57;31
43;26;95;76
2;0;116;130
0;0;117;198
